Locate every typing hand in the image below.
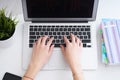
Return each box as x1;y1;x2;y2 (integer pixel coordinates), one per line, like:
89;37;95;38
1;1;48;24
60;33;83;74
24;36;54;79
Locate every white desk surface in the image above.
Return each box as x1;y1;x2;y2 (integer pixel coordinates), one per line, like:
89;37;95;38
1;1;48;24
0;0;120;80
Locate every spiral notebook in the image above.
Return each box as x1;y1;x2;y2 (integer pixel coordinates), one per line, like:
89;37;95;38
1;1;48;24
100;19;120;65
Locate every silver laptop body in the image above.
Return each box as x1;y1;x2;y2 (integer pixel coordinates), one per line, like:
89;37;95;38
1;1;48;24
22;0;99;70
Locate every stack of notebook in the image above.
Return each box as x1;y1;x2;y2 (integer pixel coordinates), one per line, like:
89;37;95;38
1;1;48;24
100;19;120;65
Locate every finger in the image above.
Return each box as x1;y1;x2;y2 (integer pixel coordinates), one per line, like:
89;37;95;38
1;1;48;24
60;45;65;55
71;33;75;43
41;36;48;45
79;40;83;47
75;36;80;44
33;42;37;49
48;45;54;55
32;43;37;55
37;37;42;45
63;36;70;45
47;37;54;47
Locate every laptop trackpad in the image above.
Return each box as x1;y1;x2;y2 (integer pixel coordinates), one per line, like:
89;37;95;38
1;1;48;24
43;50;69;70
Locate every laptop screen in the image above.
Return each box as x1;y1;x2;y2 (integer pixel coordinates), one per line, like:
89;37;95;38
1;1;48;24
22;0;99;21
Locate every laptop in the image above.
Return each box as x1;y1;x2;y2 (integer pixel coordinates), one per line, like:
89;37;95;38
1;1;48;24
22;0;99;70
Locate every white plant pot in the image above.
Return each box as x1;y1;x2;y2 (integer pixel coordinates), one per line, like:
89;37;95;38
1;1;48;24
0;29;16;48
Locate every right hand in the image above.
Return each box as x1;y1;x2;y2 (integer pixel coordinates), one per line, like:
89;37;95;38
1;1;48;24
60;33;83;73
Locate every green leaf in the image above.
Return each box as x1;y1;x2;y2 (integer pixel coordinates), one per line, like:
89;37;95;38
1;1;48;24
0;8;18;40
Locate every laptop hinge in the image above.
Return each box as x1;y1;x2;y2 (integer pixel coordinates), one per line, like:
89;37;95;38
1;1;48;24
32;21;88;23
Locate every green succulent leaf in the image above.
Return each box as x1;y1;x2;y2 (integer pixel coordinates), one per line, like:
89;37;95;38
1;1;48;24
0;8;18;40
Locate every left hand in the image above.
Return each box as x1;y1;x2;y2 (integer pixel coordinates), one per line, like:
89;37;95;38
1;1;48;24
24;36;54;79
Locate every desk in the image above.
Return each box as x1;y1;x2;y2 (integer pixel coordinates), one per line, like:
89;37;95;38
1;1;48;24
0;0;120;80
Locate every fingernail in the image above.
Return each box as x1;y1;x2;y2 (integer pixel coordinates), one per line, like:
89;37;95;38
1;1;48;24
52;37;54;39
64;35;66;38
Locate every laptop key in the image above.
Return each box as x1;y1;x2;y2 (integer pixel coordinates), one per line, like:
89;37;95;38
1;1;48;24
47;28;50;31
56;40;59;43
29;40;34;43
60;28;63;31
80;36;83;39
54;44;66;47
30;25;33;28
87;32;90;35
49;32;52;35
61;40;64;43
85;28;90;31
43;26;47;28
30;36;36;39
45;32;48;35
84;36;87;39
74;26;77;27
37;36;40;39
83;44;87;47
81;28;84;31
79;32;82;35
43;28;46;31
69;26;72;27
66;32;69;35
62;32;65;35
67;36;70;39
57;32;60;35
55;44;60;47
68;28;71;31
30;28;33;31
38;28;41;31
72;28;75;31
29;44;33;47
87;45;91;47
55;28;58;31
36;32;39;35
30;32;35;35
82;40;91;43
74;32;77;35
39;26;42;27
87;26;90;27
83;32;86;35
82;26;86;27
53;32;56;35
34;26;38;27
40;32;44;35
88;35;91;39
77;28;80;31
54;36;57;39
51;28;54;31
64;28;67;31
34;28;37;31
59;36;61;39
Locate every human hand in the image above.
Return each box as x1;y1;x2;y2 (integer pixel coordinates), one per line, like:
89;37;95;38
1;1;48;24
24;36;54;79
60;33;83;73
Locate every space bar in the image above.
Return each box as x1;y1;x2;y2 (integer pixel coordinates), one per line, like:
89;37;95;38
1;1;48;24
54;44;66;47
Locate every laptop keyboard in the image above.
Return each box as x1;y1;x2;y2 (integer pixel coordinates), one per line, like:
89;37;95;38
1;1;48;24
29;25;91;48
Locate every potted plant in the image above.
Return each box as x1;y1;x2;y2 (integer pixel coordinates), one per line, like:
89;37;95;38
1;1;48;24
0;8;18;48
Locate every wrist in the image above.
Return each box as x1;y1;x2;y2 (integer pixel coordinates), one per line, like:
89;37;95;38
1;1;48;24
24;64;40;79
71;64;82;74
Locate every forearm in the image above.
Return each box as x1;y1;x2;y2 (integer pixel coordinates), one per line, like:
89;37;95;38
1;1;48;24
71;65;84;80
22;64;41;80
73;71;84;80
